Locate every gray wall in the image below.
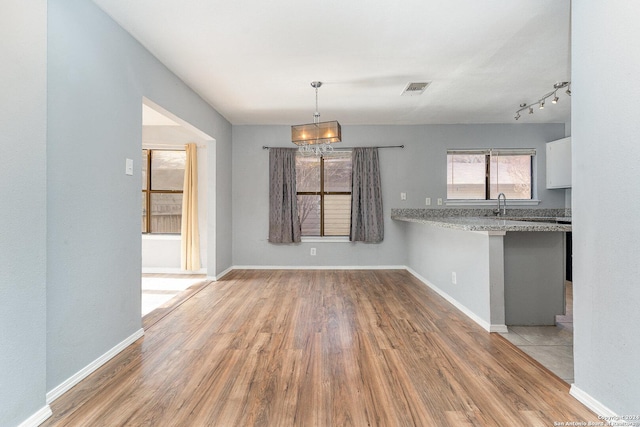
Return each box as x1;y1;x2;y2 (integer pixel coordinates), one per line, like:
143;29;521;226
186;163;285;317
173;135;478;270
232;124;566;266
215;126;233;276
46;0;232;394
403;223;493;325
0;2;48;425
573;3;640;413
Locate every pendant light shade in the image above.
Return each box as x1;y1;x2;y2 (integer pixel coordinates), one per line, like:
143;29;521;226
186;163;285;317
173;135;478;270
291;81;341;155
291;120;341;145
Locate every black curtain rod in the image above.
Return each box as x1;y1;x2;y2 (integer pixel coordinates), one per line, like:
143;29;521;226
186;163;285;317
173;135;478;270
262;145;404;150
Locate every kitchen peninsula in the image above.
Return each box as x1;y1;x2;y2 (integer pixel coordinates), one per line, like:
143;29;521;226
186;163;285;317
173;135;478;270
392;208;571;333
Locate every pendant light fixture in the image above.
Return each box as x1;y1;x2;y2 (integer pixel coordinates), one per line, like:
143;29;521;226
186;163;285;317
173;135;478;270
291;81;341;156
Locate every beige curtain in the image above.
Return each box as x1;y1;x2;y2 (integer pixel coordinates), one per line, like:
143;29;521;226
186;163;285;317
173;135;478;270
181;143;200;270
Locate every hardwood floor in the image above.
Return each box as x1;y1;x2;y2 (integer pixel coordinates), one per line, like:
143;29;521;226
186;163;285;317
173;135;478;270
141;274;209;330
43;270;597;426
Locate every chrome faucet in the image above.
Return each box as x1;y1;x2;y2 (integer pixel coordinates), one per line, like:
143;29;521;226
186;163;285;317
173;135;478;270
495;193;507;216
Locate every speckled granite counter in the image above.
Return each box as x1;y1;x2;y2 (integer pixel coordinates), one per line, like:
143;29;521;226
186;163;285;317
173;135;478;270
391;208;571;232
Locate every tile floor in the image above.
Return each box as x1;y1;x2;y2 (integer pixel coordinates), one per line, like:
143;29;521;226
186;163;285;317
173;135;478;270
500;281;574;383
141;274;207;316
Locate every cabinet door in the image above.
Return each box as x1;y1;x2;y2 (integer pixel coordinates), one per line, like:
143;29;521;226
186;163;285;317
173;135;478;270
546;137;572;189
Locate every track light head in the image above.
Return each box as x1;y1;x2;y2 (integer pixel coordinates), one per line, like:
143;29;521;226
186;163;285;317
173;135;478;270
514;82;570;120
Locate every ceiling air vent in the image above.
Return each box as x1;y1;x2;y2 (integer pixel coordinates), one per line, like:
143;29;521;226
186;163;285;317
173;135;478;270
401;81;431;96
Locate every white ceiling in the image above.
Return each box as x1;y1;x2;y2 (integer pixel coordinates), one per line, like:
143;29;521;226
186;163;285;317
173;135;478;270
93;0;571;125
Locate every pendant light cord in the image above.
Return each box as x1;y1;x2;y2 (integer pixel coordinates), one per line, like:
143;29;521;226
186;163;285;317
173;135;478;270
313;84;320;124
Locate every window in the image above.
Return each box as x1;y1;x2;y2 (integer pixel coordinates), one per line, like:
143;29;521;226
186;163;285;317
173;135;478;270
447;149;535;200
296;151;352;236
142;149;185;233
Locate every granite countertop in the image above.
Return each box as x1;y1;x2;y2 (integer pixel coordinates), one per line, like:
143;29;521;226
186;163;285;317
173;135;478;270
391;208;572;232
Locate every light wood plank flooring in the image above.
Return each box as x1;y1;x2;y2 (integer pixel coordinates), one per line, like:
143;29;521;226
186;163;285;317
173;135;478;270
141;274;208;330
43;270;597;426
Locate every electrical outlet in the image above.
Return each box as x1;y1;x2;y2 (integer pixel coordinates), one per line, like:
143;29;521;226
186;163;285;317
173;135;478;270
425;197;431;206
125;158;133;176
452;272;457;284
437;198;443;205
310;247;316;256
400;192;407;200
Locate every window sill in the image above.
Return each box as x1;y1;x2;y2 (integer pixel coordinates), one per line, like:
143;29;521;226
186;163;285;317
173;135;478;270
445;199;541;207
301;236;351;243
142;234;181;240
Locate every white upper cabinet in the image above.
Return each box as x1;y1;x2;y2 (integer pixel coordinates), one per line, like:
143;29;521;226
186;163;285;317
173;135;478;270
546;137;572;189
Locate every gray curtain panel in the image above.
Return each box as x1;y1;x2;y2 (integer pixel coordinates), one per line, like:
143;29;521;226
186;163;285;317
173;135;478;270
350;147;384;243
269;148;301;243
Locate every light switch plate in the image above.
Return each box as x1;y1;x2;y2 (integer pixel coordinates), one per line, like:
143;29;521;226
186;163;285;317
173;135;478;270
400;192;407;200
437;198;443;205
425;197;431;206
125;158;133;176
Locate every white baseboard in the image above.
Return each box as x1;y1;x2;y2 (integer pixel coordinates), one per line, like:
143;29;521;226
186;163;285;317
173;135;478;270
232;265;406;270
490;324;509;333
208;265;234;281
17;405;52;427
570;384;618;418
405;267;493;333
46;328;144;404
142;267;207;274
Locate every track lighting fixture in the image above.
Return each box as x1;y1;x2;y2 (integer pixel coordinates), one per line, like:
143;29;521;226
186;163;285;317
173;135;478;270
514;82;570;120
